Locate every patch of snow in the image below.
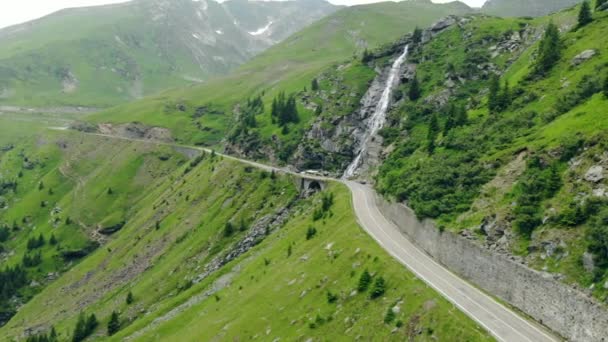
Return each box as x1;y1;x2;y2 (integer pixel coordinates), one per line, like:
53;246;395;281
192;33;201;40
248;21;273;36
215;30;223;35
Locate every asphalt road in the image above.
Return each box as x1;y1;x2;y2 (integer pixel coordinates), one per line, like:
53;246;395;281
55;129;559;341
345;181;558;342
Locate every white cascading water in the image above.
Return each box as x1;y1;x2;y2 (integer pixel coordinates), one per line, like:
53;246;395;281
343;45;409;179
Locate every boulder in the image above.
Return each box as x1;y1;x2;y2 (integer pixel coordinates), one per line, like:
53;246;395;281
582;252;595;273
571;49;596;66
431;16;457;33
584;165;604;183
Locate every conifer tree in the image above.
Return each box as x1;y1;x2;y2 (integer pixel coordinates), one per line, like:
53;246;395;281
412;27;422;44
603;75;608;97
311;78;319;91
370;276;386;299
498;81;511;110
357;270;372;292
107;311;120;336
488;74;500;112
444;104;457;134
126;291;134;305
534;22;562;76
578;1;593;28
72;313;87;342
427;114;440;154
455;105;468;126
597;0;608;9
408;76;421;101
85;313;98;336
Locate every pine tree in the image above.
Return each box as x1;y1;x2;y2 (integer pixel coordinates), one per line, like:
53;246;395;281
597;0;608;9
72;313;87;342
49;327;58;342
107;311;120;336
361;49;373;63
498;81;512;110
49;234;58;245
126;291;134;305
427;114;440;154
488;74;500;112
408;76;421;101
223;222;234;237
578;1;593;28
311;78;319;91
357;270;372;292
412;27;422;44
444;104;457;134
455;105;468;126
603;75;608;97
85;314;98;336
534;22;562;76
370;276;386;299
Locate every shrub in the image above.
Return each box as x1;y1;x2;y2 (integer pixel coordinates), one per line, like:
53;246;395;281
384;307;396;324
224;222;235;237
306;226;317;240
327;291;338;304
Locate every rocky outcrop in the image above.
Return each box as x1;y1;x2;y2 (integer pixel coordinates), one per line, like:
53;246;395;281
193;203;296;284
572;49;596;66
96;123;173;142
585;165;604;183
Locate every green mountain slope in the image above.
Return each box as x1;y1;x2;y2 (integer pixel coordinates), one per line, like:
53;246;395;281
83;0;472;146
376;5;608;300
0;116;492;341
0;0;338;107
482;0;583;17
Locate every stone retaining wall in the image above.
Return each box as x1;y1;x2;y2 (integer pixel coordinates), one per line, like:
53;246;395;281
375;195;608;342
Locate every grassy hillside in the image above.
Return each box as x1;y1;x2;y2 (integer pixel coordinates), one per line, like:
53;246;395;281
376;5;608;300
84;0;472;147
0;125;493;340
0;116;188;326
0;0;338;108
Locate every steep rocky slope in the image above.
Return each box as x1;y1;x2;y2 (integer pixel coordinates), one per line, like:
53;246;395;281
0;0;338;107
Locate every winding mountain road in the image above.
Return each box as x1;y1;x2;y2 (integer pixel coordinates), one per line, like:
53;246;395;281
346;181;558;342
50;129;560;341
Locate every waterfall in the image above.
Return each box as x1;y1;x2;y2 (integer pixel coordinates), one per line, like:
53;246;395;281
343;44;409;179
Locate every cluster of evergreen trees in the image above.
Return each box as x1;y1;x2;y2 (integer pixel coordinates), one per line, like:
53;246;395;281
25;328;58;342
534;22;562;76
513;157;562;237
427;104;468;154
0;265;28;303
242;95;264;128
72;312;98;342
270;92;299;128
23;251;42;267
27;234;45;250
357;270;386;299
